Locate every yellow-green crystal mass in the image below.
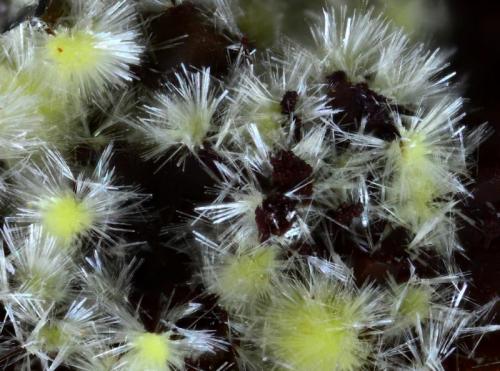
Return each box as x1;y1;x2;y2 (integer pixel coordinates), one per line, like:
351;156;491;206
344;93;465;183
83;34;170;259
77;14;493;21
19;267;65;302
176;109;211;149
249;101;283;143
218;247;278;305
45;30;102;77
392;133;440;226
132;332;171;367
398;285;432;321
266;295;367;370
41;194;93;240
39;324;67;353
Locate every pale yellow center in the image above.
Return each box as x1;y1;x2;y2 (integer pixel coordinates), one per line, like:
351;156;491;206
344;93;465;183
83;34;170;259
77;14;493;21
218;247;278;305
185;110;210;148
252;102;282;143
392;133;439;225
0;64;80;143
41;194;92;240
132;332;170;367
39;324;67;353
20;267;63;302
45;30;102;76
398;285;432;321
267;296;367;370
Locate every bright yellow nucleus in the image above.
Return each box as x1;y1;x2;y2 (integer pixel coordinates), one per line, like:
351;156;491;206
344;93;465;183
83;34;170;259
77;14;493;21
45;30;102;78
41;194;93;240
265;294;368;371
129;332;171;369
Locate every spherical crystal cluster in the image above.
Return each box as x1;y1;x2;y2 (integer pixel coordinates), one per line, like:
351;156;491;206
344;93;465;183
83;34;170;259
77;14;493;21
0;0;497;370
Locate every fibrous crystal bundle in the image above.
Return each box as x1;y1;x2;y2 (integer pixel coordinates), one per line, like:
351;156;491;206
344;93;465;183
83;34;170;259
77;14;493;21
0;0;498;370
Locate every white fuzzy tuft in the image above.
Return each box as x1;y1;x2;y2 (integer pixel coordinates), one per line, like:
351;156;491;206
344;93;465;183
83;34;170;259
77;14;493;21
134;66;227;166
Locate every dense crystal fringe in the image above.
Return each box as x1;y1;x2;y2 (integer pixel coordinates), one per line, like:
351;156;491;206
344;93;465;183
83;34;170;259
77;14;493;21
0;0;497;370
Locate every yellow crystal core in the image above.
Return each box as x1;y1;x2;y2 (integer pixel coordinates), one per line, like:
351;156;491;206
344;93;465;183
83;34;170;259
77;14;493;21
41;194;93;240
132;332;171;367
45;30;102;77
